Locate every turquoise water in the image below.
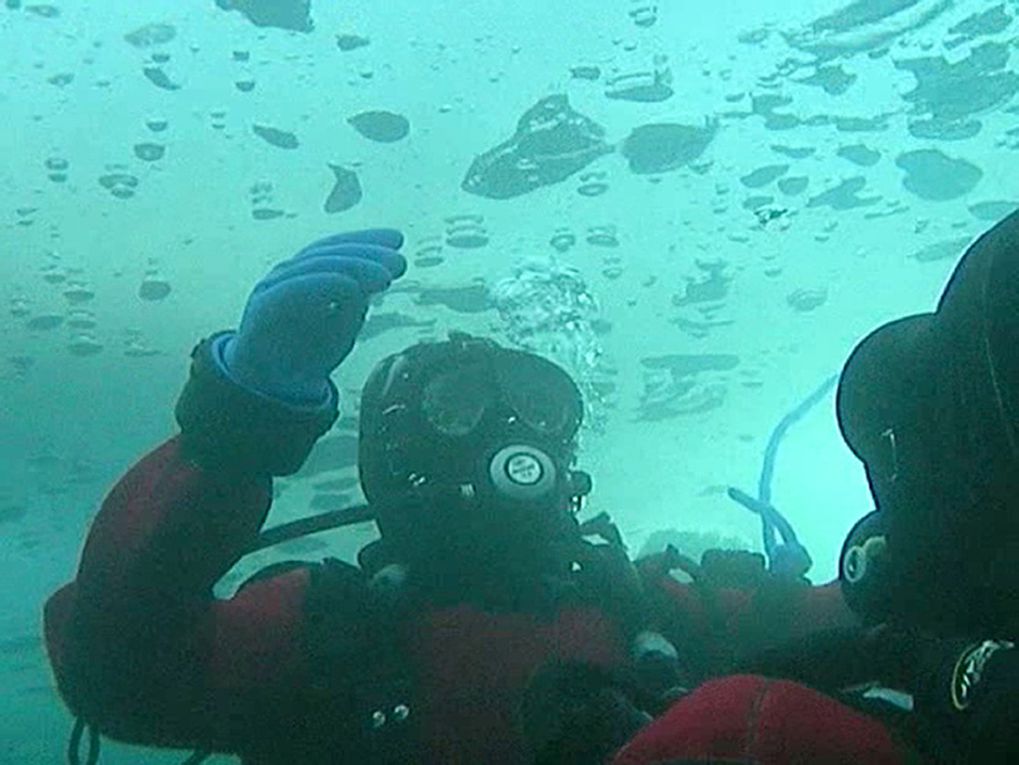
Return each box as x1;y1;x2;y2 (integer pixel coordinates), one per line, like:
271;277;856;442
1;0;1014;761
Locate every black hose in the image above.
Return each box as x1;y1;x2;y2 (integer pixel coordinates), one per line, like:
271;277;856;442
68;719;100;765
245;503;375;554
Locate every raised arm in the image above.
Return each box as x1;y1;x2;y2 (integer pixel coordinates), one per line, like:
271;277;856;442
44;229;407;753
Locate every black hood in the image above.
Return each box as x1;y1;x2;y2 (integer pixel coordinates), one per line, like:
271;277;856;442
836;207;1019;632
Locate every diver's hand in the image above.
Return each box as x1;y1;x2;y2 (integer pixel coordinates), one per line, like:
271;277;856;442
217;229;406;403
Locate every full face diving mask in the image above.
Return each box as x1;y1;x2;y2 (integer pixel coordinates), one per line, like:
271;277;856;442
370;334;590;512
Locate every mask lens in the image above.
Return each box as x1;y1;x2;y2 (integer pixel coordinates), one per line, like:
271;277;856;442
497;353;582;438
422;361;494;436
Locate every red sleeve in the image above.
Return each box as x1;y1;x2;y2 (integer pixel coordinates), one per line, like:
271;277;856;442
43;436;314;751
645;572;858;673
611;675;909;765
729;579;859;657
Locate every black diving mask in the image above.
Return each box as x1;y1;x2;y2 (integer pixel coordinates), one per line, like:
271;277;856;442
364;332;590;522
420;349;583;443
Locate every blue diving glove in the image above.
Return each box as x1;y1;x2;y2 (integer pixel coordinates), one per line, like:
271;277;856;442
215;229;406;405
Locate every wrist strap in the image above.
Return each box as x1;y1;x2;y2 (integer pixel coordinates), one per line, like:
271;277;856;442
175;332;340;476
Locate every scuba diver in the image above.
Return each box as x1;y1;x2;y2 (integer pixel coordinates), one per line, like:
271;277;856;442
44;228;891;765
828;206;1019;763
617;207;1019;765
604;208;1019;765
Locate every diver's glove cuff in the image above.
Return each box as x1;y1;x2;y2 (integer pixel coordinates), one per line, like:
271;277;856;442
175;332;340;476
